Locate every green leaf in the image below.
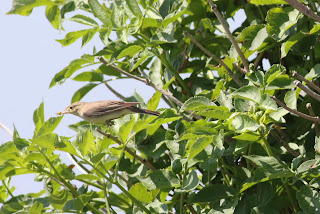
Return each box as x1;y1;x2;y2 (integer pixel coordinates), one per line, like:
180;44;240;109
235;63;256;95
265;64;286;84
297;185;320;213
187;136;213;160
82;28;98;47
36;116;63;138
56;30;89;46
241;155;294;192
128;183;153;203
45;5;60;30
118;117;136;143
73;71;103;82
88;0;111;26
176;170;199;193
99;26;112;46
190;184;236;203
151;32;177;44
181;96;214;112
249;0;287;4
117;45;144;59
33;102;44;131
125;0;142;17
266;7;300;41
137;169;180;190
49;55;95;88
232;86;261;103
266;75;295;90
32;133;59;150
238;25;268;51
233;132;260;142
259;94;278;111
284;90;297;110
162;0;188;28
147;91;162;111
231;115;260;133
71;83;98;103
29;201;43;213
48;189;69;210
69;14;99;27
149;58;163;87
7;0;54;16
75;130;94;156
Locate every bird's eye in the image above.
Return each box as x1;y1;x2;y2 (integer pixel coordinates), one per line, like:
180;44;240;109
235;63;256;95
69;107;73;110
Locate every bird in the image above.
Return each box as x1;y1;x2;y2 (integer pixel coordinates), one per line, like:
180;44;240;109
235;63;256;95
57;100;159;126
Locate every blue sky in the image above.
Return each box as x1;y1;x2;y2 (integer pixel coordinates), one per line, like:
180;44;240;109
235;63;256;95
0;1;247;195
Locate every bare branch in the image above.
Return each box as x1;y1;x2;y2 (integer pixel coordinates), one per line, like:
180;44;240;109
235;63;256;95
271;96;320;123
0;121;13;138
104;81;126;100
183;31;243;87
207;0;249;73
98;56;184;107
254;52;264;69
292;70;320;94
294;80;320;102
232;62;246;75
306;103;319;135
96;128;156;171
284;0;320;22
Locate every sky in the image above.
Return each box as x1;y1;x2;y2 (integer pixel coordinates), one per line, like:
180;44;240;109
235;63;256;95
0;1;246;195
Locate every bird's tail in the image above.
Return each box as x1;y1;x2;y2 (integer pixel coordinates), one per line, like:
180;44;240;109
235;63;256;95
130;107;160;116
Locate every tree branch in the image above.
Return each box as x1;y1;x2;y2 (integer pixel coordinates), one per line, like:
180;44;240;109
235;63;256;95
271;96;320;123
254;51;264;69
207;0;249;73
0;121;13;138
294;80;320;102
103;81;126;100
98;56;184;107
183;31;243;87
284;0;320;22
96;128;156;171
306;103;319;135
292;70;320;94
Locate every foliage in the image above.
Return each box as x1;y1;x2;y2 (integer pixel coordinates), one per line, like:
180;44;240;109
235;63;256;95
3;0;320;213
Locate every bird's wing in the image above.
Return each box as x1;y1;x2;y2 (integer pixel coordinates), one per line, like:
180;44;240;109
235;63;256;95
82;101;140;117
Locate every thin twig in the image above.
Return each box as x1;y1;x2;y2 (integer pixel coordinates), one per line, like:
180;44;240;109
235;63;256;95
0;121;13;138
270;130;302;159
306;103;319;135
292;70;320;93
284;0;320;22
254;51;264;69
232;62;246;75
294;80;320;102
271;96;320;123
98;56;183;107
104;82;126;100
96;128;156;171
183;31;243;87
207;0;249;73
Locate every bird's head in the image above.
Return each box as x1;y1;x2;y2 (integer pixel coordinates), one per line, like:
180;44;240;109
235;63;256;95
57;102;84;116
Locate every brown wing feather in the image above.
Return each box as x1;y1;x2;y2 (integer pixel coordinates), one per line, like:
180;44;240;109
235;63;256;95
82;101;140;117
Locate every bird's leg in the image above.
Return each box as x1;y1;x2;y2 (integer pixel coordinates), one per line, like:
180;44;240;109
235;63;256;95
106;120;116;126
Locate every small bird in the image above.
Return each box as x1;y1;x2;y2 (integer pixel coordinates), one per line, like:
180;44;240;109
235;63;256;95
57;100;159;125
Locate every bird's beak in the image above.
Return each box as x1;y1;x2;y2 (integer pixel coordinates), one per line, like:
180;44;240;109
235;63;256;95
57;110;68;115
